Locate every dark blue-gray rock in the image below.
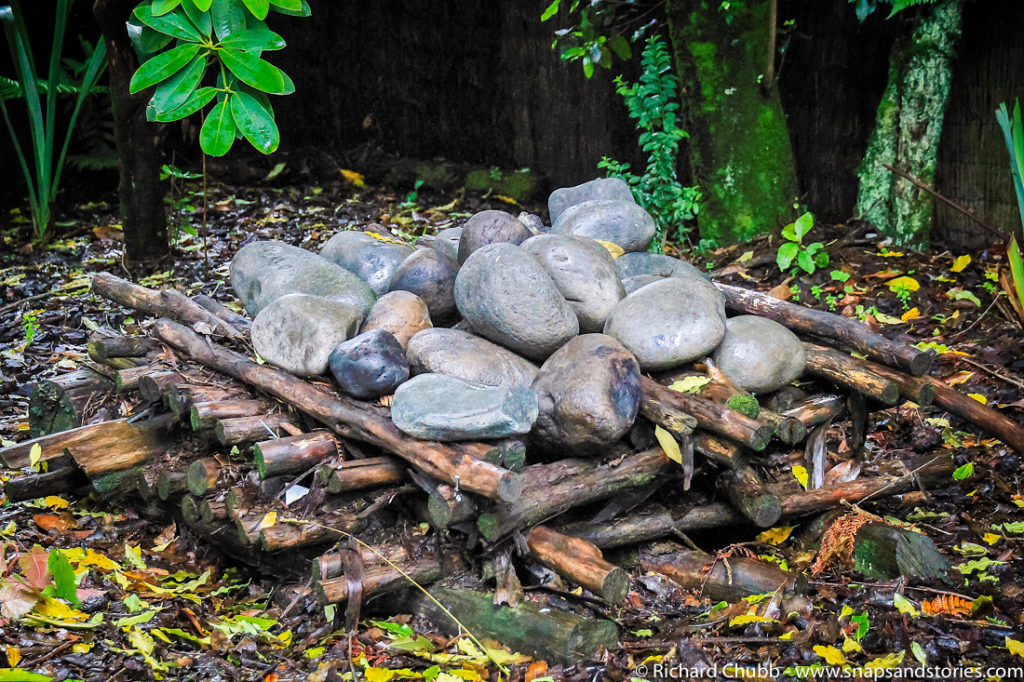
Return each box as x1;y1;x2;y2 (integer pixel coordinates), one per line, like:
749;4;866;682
457;210;533;264
360;290;432;350
614;252;709;283
520;234;625;333
621;274;663;295
320;230;415;296
230;240;377;316
551;199;655;253
328;329;410;399
432;227;463;263
517;212;547;235
531;334;641;454
389;248;459;324
454;243;579;360
713;315;806;394
391;373;538;441
250;293;363;377
603;277;726;371
407;328;538;389
548;177;635;223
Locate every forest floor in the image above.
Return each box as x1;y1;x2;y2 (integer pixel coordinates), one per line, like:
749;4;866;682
0;168;1022;681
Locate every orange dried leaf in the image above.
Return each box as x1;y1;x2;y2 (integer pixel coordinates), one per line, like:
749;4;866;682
921;594;972;617
525;661;549;682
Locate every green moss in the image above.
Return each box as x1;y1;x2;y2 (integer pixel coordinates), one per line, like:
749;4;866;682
464;168;542;202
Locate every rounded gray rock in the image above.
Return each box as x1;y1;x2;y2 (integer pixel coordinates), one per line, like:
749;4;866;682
603;277;726;371
391;373;539;441
531;334;641;454
361;291;432;350
230;240;377;316
250;293;363;377
615;252;708;283
713;315;806;394
621;274;663;295
520;234;625;333
454;242;579;361
320;230;415;296
389;248;459;324
457;210;533;264
432;226;463;263
328;329;410;399
551;199;656;253
548;177;635;223
407;328;538;389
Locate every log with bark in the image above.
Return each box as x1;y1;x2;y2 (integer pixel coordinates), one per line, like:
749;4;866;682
925;376;1024;454
190;399;272;431
316;555;442;605
427;483;478;529
641;545;807;601
803;343;900;404
254;431;337;478
86;334;160;363
641;377;772;450
525;525;629;603
318;457;407;494
28;367;113;437
215;414;295;446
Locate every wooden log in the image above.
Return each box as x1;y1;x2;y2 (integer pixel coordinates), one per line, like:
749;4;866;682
453;440;528;472
186;458;222;497
92;272;244;339
260;513;362;552
717;465;782;528
91;466;144;498
754;408;806;444
312;543;412;581
199;497;228;525
28;368;113;437
477;448;670;542
864;361;935;406
803;343;899;404
3;465;89;502
190;399;271;430
150;318;520;502
193;294;252;332
781;394;846;428
86;334;159;363
715;282;932;375
0;414;175;475
215;414;293;446
641;546;806;601
167;384;243;418
526;525;629;603
403;587;619;665
157;469;189;500
137;372;183;402
316;555;442;605
318;457;407;493
427;483;478;529
114;364;172;393
641;377;772;450
181;495;204;529
254;431;337;478
925;376;1024;454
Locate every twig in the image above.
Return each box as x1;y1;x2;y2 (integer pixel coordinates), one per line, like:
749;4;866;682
0;291;48;315
949;293;1002;341
953;355;1024;392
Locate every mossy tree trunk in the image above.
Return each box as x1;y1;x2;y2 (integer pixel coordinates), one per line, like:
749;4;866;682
855;0;963;249
667;0;799;245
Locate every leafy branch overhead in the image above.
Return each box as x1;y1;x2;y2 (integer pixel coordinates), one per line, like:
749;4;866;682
128;0;310;157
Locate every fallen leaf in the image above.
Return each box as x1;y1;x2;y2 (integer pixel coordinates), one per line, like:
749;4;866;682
813;645;847;666
791;465;809;490
900;307;920;321
32;514;75;533
1007;637;1024;658
887;276;920;292
92;225;124;241
339;169;365;188
950;254;971;273
594;240;624;259
756;526;795;546
19;545;50;591
667;376;711;394
967;393;987;405
258;511;278;531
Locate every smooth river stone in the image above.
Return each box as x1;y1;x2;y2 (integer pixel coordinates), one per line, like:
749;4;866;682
520;234;625;333
603;277;726;371
531;334;641;454
389;248;459;324
712;315;806;394
432;226;463;263
614;252;709;283
328;329;410;399
454;242;579;361
548;177;635;223
250;293;363;377
620;274;663;295
551;199;655;253
406;328;539;389
230;240;377;316
361;291;432;350
457;210;533;264
391;373;539;441
320;230;415;296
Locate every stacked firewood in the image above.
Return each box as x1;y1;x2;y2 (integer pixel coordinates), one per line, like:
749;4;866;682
2;272;1020;664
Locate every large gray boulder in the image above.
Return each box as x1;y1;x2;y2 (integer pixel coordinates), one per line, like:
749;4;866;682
520;234;625;333
361;291;432;350
614;252;708;283
250;293;363;377
713;316;806;394
389;249;459;324
391;373;538;441
406;328;538;389
320;230;415;296
432;226;463;264
328;329;410;399
548;177;635;223
531;334;641;454
551;199;655;253
603;277;726;371
454;243;579;360
230;240;376;316
457;210;533;264
620;274;663;295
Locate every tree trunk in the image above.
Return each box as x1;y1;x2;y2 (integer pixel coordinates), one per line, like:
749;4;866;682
855;0;963;247
93;0;169;268
667;0;799;244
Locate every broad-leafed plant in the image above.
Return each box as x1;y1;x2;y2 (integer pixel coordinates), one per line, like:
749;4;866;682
996;100;1024;318
128;0;309;157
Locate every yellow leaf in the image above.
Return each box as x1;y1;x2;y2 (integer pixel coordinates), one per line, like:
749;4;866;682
43;496;69;509
494;195;519;205
892;593;919;617
1007;637;1024;658
778;630;794;640
339;169;365;188
668;376;711;393
129;626;155;656
305;646;326;659
729;614;776;626
1012;494;1024;509
900;307;920;321
982;533;1001;545
887;276;920;292
791;465;809;490
32;597;89;623
842;636;862;654
968;393;987;405
72;642;93;653
951;255;971;273
813;645;848;666
364;668;396;682
258;511;277;531
864;651;905;670
28;443;41;469
654;426;682;464
124;543;146;570
594;240;624;259
874;311;904;325
876;251;904;258
756;526;795;546
80;549;119;572
5;645;20;667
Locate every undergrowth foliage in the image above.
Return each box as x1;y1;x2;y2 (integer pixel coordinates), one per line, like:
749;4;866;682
598;36;700;253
